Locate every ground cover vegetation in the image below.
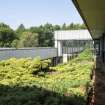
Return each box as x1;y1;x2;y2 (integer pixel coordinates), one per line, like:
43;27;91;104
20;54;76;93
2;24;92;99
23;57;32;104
0;49;94;105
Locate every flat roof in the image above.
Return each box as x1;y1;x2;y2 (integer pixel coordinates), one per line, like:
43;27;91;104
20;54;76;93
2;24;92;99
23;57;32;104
54;30;92;40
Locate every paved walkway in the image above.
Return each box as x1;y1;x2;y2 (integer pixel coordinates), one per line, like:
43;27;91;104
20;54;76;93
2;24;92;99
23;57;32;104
92;57;105;105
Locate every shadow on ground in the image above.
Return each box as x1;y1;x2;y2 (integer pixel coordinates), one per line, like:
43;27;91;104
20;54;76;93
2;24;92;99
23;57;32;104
92;56;105;105
0;84;85;105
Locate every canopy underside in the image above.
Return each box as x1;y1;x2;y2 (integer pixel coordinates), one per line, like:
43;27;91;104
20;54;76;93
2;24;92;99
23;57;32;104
72;0;105;39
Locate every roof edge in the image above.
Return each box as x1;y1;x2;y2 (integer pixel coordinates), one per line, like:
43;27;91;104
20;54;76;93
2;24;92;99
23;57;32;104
72;0;93;39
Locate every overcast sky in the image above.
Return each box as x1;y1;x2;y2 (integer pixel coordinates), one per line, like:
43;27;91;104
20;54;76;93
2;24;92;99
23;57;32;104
0;0;83;29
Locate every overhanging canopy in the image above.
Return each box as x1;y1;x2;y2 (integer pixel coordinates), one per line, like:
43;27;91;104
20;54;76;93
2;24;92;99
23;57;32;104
72;0;105;39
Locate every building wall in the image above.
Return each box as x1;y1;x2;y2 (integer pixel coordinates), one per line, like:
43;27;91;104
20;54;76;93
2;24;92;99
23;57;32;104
54;30;93;57
99;34;105;62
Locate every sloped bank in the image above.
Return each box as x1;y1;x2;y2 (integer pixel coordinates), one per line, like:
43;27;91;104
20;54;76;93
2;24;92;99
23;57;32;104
51;49;95;105
0;49;94;105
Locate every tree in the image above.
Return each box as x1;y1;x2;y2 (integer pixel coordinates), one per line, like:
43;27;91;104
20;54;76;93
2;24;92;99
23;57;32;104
64;23;87;30
0;23;10;28
69;23;74;30
53;25;61;30
30;23;54;47
17;31;39;47
0;23;17;47
11;39;19;48
80;24;86;29
62;23;67;30
0;22;87;48
16;24;25;34
39;23;54;47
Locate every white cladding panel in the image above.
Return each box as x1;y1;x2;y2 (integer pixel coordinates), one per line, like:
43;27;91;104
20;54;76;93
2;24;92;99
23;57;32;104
54;30;92;40
0;48;57;60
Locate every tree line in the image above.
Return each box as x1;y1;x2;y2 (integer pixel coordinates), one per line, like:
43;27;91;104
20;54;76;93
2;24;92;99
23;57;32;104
0;23;86;48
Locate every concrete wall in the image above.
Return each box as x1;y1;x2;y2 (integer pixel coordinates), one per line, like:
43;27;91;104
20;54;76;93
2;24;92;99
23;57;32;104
0;47;57;60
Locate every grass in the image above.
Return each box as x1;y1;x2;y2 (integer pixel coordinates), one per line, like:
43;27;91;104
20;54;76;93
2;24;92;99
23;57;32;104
0;49;94;105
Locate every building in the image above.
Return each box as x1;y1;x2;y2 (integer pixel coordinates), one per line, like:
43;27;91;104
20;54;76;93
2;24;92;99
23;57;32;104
54;30;93;56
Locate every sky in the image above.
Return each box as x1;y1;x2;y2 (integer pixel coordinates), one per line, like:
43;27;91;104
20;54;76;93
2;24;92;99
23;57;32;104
0;0;83;29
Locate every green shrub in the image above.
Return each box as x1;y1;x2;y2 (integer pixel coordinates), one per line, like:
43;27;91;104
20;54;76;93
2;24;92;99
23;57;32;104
41;59;51;71
0;49;94;105
78;48;93;61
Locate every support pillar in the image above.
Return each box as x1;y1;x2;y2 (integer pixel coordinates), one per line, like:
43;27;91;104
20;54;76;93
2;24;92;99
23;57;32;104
99;34;105;62
57;41;63;56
